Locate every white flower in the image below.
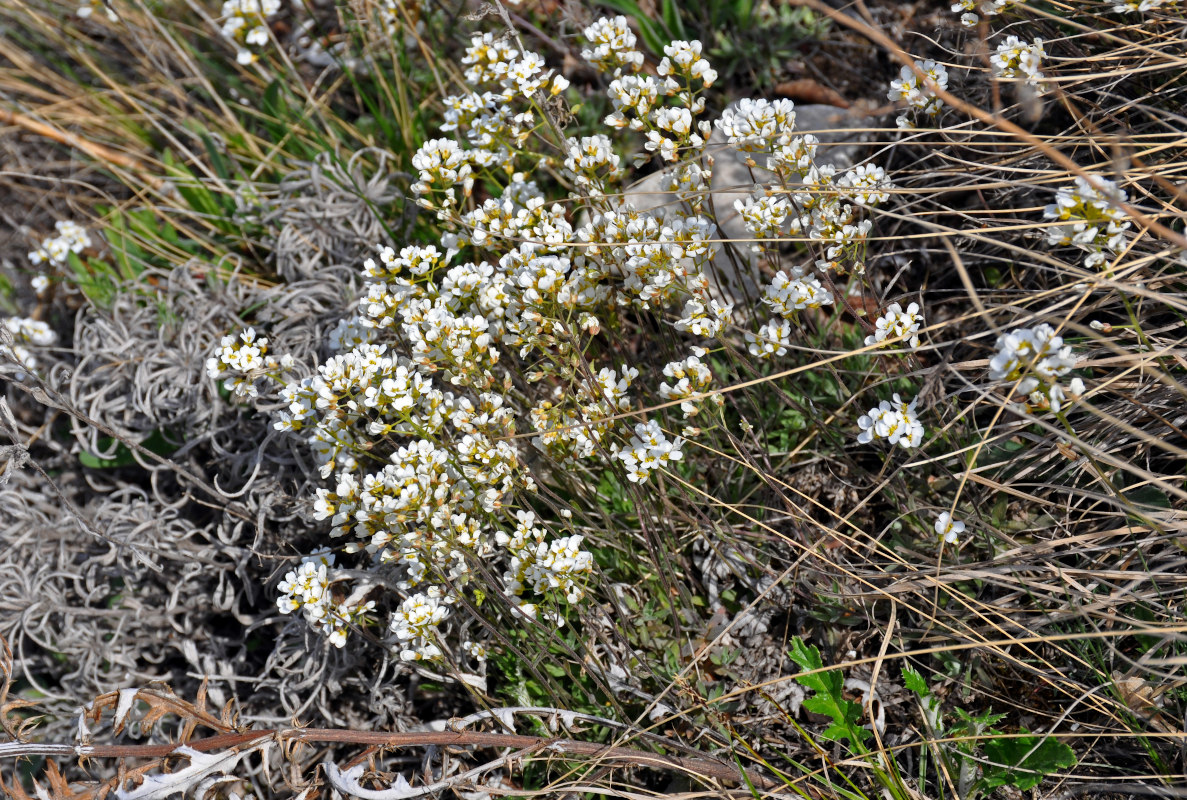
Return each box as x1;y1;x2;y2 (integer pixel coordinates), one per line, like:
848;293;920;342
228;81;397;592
218;0;280;64
864;302;923;349
715;98;797;156
1113;0;1168;11
988;324;1076;392
78;0;119;21
674;296;733;338
659;354;720;418
935;511;965;544
735;192;791;241
657;40;716;87
888;60;948;120
988;324;1084;413
391;592;450;661
564;135;622;186
2;316;58;377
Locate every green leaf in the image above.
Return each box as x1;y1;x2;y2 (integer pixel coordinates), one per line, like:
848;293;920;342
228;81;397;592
981;733;1075;791
661;0;687;40
1124;485;1172;510
201;131;234;182
79;430;181;470
787;638;836;696
788;637;871;746
902;666;929;697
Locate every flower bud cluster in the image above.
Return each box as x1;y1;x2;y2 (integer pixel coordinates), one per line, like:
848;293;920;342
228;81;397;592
29;220;92;266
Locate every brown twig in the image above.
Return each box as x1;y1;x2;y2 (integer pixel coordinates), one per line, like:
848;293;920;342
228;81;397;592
0;727;780;790
0;105;161;188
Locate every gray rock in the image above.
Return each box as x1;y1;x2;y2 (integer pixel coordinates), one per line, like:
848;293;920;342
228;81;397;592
620;103;877;303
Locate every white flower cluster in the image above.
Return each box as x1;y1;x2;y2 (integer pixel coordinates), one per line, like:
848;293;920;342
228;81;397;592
564;134;624;193
746;318;792;360
888;60;948;129
614;420;685;483
712;99;894;273
952;0;1012;27
497;511;595;620
277;550;377;648
205;327;292;399
219;0;279;65
865;302;924;350
991;36;1045;89
659;350;721;419
1;317;57;377
734;191;791;243
238;33;632;655
716;98;816;172
581;15;644;76
1043;175;1131;269
461;32;569;101
29;220;91;266
794;164;888;274
763;266;834;316
988;324;1084;412
857;394;925;449
593;34;715;164
390;592;451;661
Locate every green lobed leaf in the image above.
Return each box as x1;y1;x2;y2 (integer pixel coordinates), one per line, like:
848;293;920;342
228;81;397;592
902;666;929;697
981;733;1075;792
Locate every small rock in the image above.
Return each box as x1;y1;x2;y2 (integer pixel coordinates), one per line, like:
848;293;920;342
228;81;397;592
620;103;882;303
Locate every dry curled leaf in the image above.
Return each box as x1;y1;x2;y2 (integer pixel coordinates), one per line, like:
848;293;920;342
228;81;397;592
774;79;849;108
